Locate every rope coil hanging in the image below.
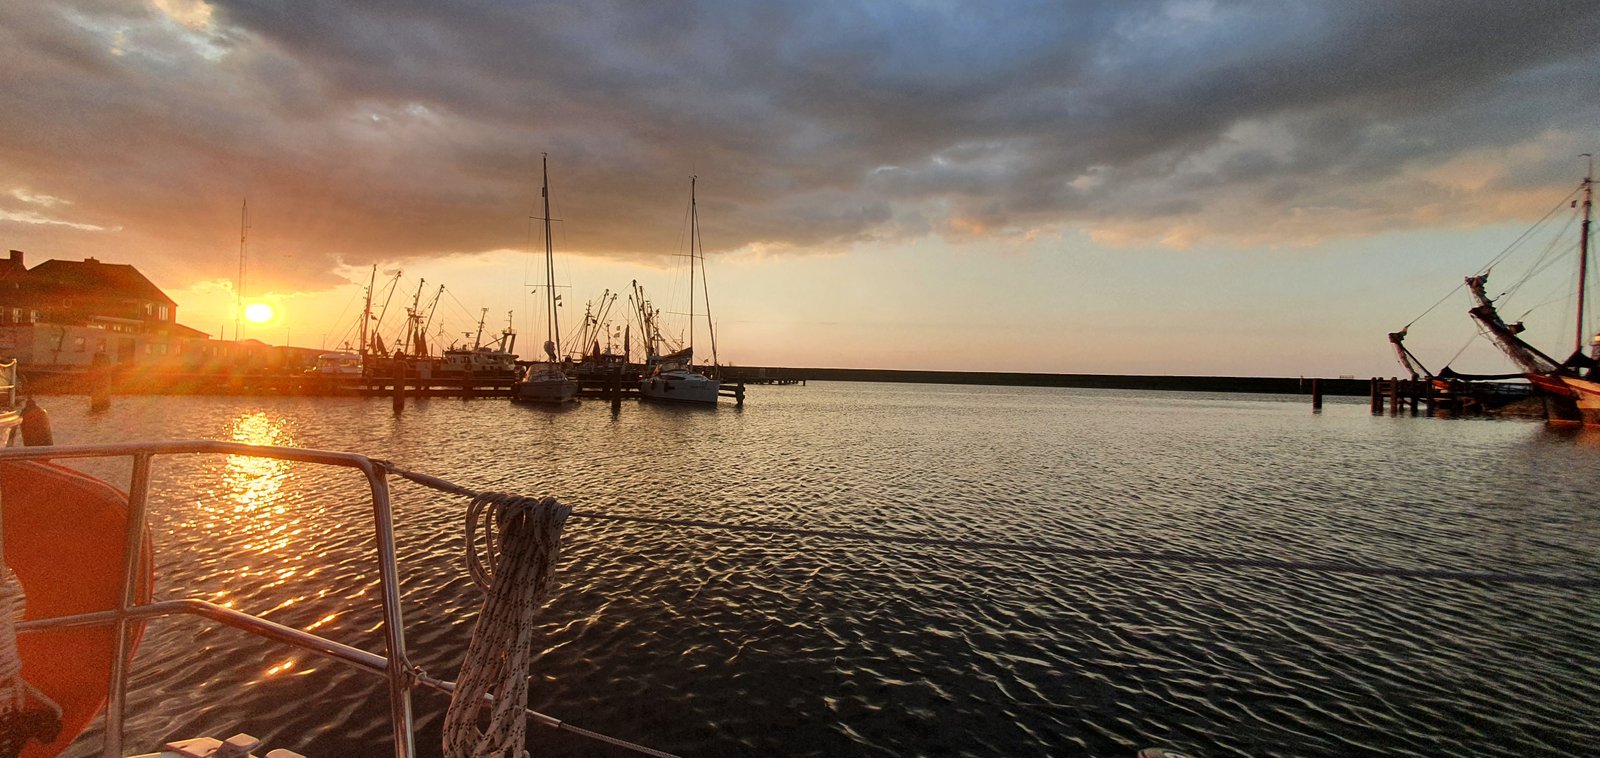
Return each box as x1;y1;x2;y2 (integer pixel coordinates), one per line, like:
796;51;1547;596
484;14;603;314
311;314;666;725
443;492;571;758
0;500;62;758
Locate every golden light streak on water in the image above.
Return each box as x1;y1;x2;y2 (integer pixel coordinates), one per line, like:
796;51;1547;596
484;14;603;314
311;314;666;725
303;613;338;633
216;411;297;555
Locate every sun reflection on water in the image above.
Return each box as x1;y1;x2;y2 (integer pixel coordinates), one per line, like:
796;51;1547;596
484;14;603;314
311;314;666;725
213;411;297;555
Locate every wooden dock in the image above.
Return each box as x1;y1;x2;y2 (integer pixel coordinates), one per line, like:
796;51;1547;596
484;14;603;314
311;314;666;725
1347;376;1542;418
572;373;746;405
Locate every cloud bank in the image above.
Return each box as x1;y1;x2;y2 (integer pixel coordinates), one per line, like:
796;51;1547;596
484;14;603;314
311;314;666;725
2;0;1597;290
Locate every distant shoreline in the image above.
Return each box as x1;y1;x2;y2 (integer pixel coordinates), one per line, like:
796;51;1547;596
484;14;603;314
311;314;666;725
728;367;1373;396
17;363;1379;397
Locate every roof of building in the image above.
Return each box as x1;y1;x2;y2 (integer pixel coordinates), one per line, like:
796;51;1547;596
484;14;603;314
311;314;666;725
152;322;211;339
25;257;176;305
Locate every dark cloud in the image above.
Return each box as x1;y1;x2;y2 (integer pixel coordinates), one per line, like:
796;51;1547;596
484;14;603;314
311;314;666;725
2;0;1597;290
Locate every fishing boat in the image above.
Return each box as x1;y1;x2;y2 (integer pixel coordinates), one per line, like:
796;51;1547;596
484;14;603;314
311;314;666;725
512;154;579;404
440;311;520;382
1464;163;1599;426
639;177;722;405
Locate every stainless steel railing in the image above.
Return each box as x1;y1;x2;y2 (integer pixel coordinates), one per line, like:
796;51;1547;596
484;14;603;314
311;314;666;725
0;359;16;411
1;441;417;758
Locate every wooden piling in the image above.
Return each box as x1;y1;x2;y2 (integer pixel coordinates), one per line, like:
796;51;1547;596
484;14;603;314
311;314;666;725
88;353;111;412
1311;378;1322;411
1370;377;1383;414
1388;378;1401;416
391;357;406;412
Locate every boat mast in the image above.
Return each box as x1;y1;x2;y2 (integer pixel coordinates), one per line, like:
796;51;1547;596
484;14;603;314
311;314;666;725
419;284;445;354
695;181;720;370
688;175;696;363
359;264;376;365
472;308;488;349
542;153;562;360
371;270;401;354
1577;154;1593;354
406;278;425;356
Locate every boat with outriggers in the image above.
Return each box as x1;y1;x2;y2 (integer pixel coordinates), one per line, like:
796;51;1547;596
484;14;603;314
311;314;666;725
1462;164;1600;427
1390;162;1599;424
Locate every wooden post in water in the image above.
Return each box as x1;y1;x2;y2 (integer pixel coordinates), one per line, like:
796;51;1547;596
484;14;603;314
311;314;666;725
1407;381;1420;415
88;352;111;412
735;381;745;407
1311;378;1322;411
391;356;406;412
1369;377;1382;414
1388;378;1401;416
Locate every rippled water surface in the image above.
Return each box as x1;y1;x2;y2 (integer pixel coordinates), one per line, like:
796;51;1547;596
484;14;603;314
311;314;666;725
37;383;1600;757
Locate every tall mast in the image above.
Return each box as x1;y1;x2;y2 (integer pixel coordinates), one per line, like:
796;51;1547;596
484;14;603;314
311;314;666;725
696;181;720;370
542;153;562;359
689;175;697;360
235;199;248;341
1577;154;1593;354
408;278;424;356
359;264;376;364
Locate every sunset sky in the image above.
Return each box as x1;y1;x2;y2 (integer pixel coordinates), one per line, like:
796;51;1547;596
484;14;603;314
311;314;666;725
3;1;1598;377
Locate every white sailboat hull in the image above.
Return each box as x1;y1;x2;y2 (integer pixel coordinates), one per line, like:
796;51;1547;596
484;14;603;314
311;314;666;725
639;370;720;404
513;365;578;403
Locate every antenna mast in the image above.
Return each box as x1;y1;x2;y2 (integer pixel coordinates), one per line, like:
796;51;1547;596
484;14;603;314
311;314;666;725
236;199;248;341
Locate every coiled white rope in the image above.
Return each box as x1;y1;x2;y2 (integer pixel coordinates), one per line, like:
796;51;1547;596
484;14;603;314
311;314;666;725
442;492;570;758
0;492;62;758
0;567;27;710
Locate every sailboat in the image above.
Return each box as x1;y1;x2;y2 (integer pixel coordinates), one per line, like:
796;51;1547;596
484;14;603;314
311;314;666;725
1464;161;1600;426
512;154;579;404
639;176;722;404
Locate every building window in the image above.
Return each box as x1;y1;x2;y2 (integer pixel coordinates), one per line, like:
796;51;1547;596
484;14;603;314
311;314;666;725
145;303;154;316
158;305;169;321
28;311;37;323
49;334;63;351
73;336;86;352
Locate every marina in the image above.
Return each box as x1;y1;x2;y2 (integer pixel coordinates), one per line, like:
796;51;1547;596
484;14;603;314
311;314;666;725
3;4;1599;757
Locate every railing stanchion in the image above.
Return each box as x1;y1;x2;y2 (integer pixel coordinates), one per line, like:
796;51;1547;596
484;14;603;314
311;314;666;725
102;451;152;758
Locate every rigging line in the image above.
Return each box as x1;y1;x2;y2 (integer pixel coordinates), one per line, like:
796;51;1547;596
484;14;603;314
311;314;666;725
1477;184;1584;275
1405;281;1465;329
376;463;1597;590
1406;195;1580;327
1501;213;1579;303
1444;330;1478;368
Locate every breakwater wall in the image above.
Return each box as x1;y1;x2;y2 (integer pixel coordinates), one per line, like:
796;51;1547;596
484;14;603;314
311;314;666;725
727;367;1371;396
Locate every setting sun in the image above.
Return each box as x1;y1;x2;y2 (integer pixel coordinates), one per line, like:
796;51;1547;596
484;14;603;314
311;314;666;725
243;302;276;324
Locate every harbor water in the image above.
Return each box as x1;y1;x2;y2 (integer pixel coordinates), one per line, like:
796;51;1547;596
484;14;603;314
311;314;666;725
39;383;1600;757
